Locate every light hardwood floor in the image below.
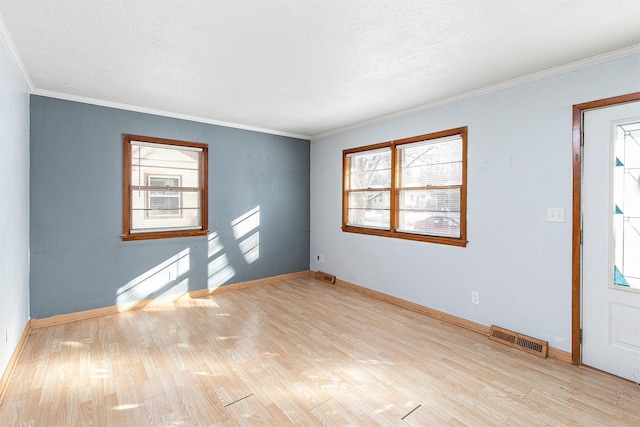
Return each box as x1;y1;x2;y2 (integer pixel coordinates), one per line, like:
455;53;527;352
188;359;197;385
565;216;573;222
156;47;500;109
0;276;638;426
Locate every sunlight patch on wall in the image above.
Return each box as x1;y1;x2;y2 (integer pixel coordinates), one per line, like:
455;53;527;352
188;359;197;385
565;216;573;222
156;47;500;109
208;230;225;258
208;253;236;290
116;248;190;311
238;231;260;264
231;205;260;239
232;205;260;264
208;231;236;291
144;278;190;310
159;277;189;299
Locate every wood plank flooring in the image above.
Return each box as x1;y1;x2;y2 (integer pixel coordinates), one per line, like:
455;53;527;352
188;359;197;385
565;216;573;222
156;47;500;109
0;276;638;426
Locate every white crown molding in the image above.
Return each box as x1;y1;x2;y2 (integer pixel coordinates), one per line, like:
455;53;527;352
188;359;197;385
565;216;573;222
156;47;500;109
32;89;310;140
0;11;34;91
4;2;637;144
311;44;640;140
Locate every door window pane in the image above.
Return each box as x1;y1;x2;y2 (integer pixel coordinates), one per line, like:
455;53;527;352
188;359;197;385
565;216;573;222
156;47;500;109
613;120;640;289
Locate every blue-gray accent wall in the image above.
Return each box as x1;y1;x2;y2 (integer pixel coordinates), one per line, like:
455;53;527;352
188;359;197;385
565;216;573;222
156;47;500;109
30;95;310;319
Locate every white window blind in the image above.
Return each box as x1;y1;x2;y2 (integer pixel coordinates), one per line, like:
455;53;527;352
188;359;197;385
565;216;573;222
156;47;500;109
396;134;462;238
345;147;391;229
129;141;204;233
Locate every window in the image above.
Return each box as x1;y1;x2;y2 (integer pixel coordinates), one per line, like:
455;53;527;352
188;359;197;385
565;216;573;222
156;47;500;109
147;176;181;217
122;134;208;241
613;120;640;289
343;127;467;246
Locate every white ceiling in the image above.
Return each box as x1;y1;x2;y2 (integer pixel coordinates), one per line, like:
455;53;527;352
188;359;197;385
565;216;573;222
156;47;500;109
0;1;639;139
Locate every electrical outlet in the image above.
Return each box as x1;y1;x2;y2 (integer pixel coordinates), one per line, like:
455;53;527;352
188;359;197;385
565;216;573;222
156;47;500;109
317;255;324;263
472;291;480;305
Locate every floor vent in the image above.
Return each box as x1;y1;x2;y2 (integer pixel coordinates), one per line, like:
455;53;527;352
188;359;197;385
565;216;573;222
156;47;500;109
314;271;336;284
489;325;548;358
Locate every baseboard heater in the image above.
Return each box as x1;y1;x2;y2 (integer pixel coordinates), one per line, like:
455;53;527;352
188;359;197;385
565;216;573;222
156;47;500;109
314;271;336;284
489;325;548;358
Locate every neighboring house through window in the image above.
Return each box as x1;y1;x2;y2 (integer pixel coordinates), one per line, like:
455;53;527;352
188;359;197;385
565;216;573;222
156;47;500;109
147;175;181;217
122;134;208;241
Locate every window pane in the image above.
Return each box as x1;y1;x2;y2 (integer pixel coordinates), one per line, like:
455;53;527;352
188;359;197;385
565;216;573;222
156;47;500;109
409;213;460;238
149;195;180;216
131;146;201;188
348;209;390;229
399;137;462;187
613;121;640;289
147;175;181;216
398;188;461;237
347;190;390;228
401;162;462;187
149;176;180;187
399;188;461;212
131;190;201;231
348;149;391;189
149;190;180;196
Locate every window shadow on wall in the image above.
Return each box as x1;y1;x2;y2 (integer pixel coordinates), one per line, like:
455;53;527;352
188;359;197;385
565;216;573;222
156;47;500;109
116;248;191;311
115;205;263;309
231;205;260;264
208;204;261;290
207;231;236;291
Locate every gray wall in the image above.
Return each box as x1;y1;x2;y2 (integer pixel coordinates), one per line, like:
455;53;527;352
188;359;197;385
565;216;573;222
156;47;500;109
0;40;30;378
30;96;310;319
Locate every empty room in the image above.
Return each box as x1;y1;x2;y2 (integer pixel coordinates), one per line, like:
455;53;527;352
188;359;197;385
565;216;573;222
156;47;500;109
1;0;639;425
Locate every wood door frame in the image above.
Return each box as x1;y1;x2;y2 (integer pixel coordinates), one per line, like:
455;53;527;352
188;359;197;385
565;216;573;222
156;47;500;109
572;92;640;365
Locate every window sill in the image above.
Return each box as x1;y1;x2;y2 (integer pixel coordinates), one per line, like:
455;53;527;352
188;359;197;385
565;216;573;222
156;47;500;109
342;225;467;247
121;229;209;241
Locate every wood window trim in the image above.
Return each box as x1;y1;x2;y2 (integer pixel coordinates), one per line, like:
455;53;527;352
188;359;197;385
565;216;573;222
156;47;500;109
122;134;209;241
342;127;468;247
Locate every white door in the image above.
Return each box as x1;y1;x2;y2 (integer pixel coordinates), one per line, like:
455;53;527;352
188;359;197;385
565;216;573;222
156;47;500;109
582;100;640;383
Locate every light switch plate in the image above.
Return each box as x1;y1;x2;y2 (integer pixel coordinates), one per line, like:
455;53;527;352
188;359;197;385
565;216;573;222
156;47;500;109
547;208;565;222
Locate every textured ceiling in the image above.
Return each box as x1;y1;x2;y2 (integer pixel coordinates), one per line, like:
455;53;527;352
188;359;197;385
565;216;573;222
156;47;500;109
0;0;639;138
